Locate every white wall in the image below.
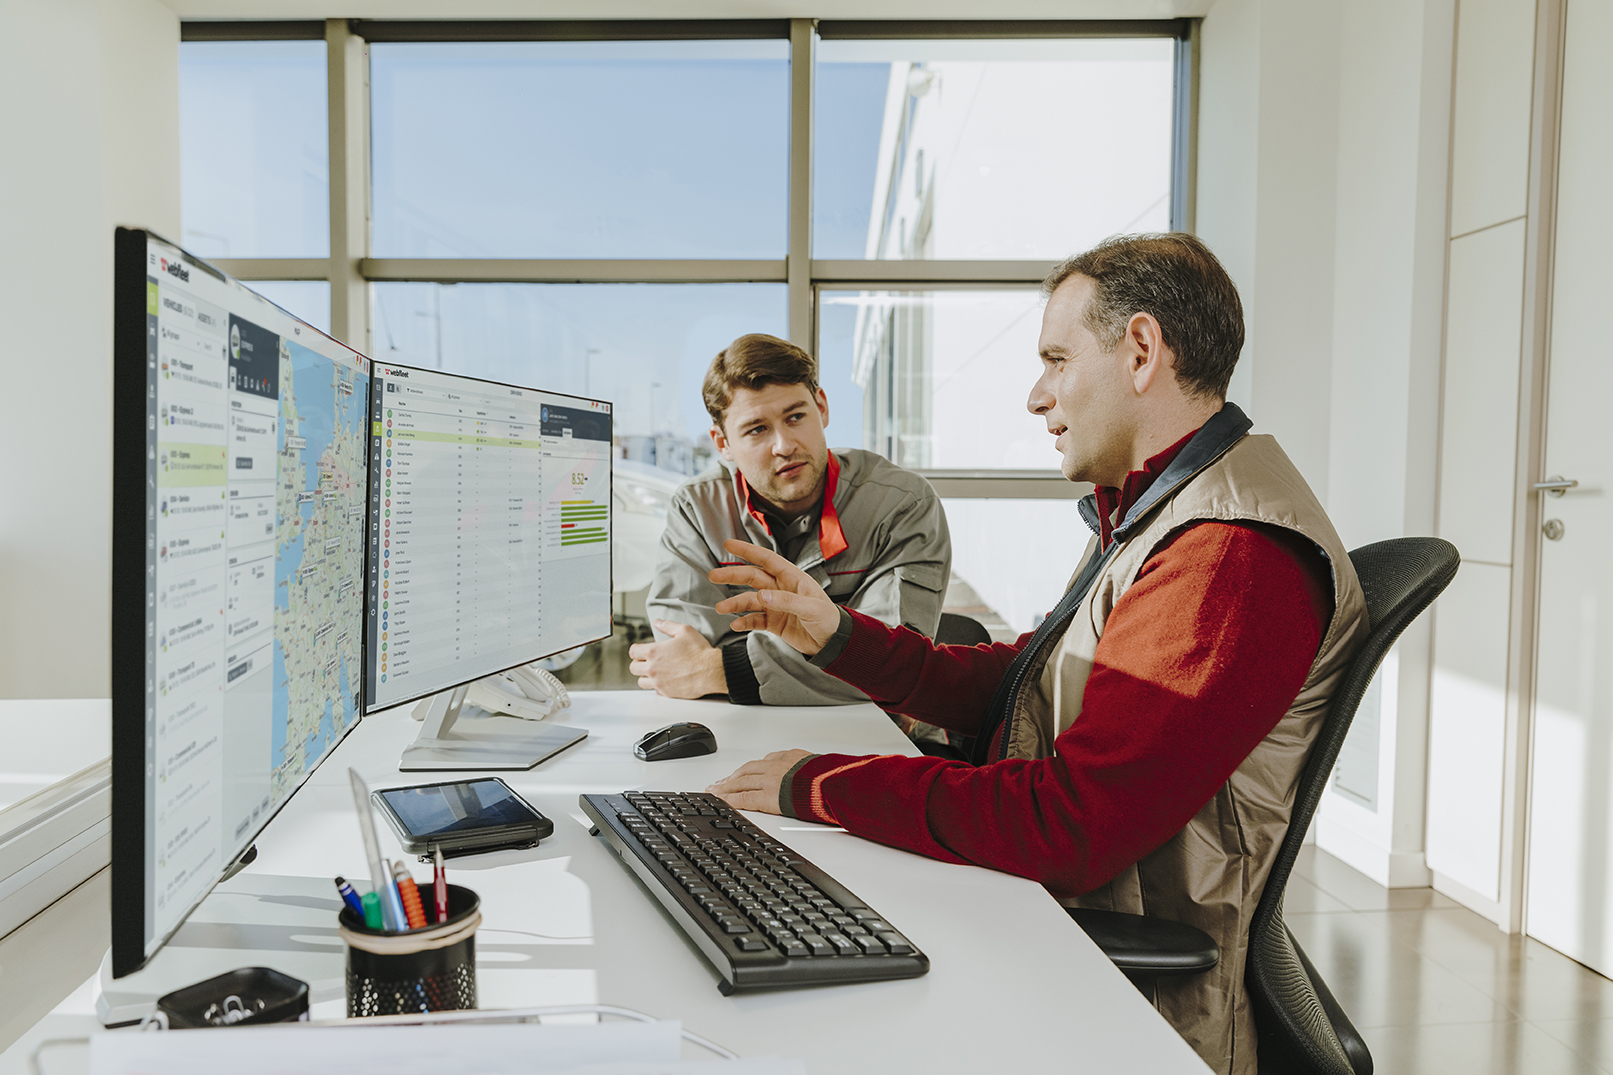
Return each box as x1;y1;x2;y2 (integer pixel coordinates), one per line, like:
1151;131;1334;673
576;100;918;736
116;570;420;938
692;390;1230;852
1197;0;1343;495
0;0;180;698
1311;0;1453;889
1196;0;1456;886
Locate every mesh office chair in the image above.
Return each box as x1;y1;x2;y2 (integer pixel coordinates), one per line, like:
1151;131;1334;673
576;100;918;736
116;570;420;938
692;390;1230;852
1069;536;1460;1075
936;612;992;647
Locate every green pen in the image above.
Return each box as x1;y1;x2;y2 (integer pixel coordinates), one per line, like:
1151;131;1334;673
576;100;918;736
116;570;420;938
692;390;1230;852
361;890;382;930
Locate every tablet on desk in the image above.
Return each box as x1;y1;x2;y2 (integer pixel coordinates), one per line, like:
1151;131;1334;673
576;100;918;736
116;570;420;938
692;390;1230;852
374;777;554;858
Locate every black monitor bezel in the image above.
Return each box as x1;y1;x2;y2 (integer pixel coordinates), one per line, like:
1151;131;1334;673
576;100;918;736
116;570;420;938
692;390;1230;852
110;226;150;980
363;359;615;715
111;227;374;978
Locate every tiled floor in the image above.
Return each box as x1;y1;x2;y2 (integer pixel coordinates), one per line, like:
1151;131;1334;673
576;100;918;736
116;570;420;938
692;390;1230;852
1291;845;1613;1074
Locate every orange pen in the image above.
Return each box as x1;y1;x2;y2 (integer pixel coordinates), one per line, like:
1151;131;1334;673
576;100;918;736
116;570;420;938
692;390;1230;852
391;860;427;930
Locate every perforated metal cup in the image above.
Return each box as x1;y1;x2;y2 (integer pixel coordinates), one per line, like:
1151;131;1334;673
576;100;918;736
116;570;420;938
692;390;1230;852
338;883;480;1017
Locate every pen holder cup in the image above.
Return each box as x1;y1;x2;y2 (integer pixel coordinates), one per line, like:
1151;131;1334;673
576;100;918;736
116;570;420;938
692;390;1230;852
338;883;480;1018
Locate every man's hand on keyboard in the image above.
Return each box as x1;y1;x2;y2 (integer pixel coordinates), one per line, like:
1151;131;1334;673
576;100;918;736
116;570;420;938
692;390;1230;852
707;749;814;814
709;540;839;656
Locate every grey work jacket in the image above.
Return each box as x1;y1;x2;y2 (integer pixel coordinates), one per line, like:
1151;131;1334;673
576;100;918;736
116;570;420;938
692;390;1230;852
647;449;951;706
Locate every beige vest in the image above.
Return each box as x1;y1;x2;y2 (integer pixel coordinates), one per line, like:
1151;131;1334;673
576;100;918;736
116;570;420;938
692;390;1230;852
1003;434;1367;1075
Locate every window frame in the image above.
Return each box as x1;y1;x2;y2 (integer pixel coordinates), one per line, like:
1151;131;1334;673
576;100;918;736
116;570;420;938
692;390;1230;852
180;16;1198;500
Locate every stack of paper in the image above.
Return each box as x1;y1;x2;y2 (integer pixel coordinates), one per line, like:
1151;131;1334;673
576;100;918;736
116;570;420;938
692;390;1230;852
89;1021;806;1075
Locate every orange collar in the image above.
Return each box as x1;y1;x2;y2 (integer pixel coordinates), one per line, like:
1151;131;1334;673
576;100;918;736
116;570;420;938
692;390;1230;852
734;452;849;560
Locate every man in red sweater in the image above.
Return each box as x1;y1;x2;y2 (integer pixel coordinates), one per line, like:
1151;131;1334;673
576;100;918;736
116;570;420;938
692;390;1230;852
703;234;1366;1075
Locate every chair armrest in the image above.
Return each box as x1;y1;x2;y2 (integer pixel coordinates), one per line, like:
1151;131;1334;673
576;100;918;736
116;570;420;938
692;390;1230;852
1066;908;1219;976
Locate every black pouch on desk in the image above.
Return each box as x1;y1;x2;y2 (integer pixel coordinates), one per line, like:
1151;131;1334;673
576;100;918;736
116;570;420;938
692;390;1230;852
373;777;553;858
157;967;309;1028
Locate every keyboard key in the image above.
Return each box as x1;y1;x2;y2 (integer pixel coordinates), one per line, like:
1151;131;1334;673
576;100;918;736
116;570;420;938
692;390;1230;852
877;932;914;955
797;932;830;956
736;935;770;952
721;919;749;934
782;938;810;957
825;933;858;955
854;934;886;954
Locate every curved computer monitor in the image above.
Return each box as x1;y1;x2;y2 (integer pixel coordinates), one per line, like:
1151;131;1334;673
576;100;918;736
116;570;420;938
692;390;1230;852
364;363;613;770
110;228;372;977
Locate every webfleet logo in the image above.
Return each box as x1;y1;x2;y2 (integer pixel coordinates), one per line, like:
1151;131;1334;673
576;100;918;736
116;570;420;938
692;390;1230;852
159;257;190;283
381;367;410;378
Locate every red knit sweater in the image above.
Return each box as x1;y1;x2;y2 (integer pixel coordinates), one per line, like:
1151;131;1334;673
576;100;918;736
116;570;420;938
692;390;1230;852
786;438;1334;898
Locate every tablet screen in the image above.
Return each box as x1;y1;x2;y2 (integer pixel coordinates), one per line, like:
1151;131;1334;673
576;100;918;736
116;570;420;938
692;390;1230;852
377;779;541;837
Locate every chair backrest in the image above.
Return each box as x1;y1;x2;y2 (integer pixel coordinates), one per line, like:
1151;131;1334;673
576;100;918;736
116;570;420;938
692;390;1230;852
936;612;992;647
1246;536;1460;1075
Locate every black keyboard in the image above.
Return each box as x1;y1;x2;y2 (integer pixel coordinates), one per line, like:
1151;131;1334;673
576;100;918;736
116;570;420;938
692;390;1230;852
581;791;928;994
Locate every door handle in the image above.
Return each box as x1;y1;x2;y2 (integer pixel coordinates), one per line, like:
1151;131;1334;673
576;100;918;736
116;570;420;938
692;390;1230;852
1533;476;1579;497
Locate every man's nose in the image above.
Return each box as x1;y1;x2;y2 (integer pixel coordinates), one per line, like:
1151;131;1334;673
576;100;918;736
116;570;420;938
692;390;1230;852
770;429;798;455
1028;371;1053;415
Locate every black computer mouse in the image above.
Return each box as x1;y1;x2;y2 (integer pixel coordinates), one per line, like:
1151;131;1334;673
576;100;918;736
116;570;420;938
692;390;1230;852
634;721;718;762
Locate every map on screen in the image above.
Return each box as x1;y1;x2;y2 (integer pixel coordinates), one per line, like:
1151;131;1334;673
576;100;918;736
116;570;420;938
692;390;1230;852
136;233;369;957
270;339;367;799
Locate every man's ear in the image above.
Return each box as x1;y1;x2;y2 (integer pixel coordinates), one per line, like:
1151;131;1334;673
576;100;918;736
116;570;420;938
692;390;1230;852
1126;311;1172;395
710;423;732;462
815;387;830;430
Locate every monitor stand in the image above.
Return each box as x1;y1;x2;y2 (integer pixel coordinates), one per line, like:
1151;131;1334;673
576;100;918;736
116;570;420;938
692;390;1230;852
398;683;588;772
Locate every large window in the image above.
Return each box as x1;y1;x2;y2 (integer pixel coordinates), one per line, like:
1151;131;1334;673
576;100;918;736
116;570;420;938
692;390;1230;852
179;40;329;258
370;41;790;259
818;288;1049;470
813;38;1176;261
180;18;1194;637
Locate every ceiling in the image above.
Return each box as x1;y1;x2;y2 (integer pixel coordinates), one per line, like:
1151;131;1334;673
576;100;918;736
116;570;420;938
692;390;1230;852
163;0;1214;22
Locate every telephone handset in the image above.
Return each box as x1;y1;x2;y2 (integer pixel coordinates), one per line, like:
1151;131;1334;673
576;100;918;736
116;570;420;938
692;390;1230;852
410;663;571;722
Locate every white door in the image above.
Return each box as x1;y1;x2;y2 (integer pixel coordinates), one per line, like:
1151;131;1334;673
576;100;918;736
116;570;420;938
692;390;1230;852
1523;0;1613;973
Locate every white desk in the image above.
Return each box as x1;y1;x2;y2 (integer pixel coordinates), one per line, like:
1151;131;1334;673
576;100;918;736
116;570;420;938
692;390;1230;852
11;691;1209;1073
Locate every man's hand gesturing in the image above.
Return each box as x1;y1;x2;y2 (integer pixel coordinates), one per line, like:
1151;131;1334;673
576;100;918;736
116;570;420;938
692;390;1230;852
709;540;841;656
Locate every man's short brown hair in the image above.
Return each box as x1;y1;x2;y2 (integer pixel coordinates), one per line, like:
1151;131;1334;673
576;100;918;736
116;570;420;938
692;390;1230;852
702;333;820;430
1044;233;1245;401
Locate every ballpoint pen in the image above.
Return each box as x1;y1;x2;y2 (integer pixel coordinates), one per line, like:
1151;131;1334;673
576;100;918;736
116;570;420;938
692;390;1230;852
349;768;407;931
434;845;448;923
334;876;365;919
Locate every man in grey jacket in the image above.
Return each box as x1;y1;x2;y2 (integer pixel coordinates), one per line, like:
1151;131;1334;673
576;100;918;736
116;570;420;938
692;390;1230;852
630;333;951;710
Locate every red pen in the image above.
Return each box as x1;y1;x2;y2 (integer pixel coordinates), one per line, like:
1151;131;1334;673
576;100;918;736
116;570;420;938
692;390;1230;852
434;845;449;922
